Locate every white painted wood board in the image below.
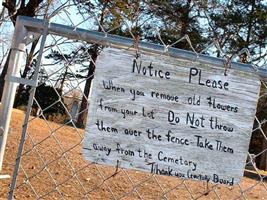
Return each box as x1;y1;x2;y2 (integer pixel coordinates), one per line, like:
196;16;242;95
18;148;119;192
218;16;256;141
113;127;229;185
83;47;261;185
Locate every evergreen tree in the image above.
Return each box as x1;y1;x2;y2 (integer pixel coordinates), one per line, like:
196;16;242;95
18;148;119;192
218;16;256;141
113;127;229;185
143;0;207;50
205;0;266;63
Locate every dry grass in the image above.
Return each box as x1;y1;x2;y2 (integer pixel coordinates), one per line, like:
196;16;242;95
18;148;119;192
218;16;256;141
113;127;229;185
0;109;267;199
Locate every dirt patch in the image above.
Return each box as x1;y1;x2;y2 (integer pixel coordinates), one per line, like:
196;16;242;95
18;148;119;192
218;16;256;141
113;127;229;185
0;109;267;199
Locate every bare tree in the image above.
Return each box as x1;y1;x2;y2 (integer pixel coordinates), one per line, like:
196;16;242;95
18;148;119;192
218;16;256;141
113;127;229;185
0;0;54;101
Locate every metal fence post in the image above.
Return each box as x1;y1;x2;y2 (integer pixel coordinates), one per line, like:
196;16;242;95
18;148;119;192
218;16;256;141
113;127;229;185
8;21;49;199
0;20;28;172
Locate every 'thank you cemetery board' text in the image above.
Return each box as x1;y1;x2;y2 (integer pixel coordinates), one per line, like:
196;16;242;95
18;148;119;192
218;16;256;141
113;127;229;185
83;48;260;185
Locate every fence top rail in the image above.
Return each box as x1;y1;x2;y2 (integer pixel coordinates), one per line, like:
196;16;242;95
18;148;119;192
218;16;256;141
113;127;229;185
16;15;267;81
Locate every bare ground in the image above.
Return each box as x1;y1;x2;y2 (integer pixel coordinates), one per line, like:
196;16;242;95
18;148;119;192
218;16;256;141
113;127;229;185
0;109;267;199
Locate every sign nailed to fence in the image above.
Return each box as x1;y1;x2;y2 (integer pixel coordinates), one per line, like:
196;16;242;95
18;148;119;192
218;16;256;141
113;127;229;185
83;47;260;185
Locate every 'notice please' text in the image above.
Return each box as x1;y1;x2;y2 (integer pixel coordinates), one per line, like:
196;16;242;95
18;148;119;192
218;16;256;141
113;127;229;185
132;59;171;80
189;67;229;90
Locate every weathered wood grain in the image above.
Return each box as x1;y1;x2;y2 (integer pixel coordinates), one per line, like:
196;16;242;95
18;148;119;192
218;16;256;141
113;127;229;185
83;47;261;185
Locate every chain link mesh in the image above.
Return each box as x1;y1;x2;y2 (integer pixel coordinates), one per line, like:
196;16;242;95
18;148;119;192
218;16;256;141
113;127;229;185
0;1;267;199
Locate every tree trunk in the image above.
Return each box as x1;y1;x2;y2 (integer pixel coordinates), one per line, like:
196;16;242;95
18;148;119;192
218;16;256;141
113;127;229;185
75;2;107;128
180;0;191;37
259;138;267;170
76;45;98;128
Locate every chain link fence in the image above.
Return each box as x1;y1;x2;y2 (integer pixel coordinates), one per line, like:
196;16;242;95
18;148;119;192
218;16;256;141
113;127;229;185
0;2;267;199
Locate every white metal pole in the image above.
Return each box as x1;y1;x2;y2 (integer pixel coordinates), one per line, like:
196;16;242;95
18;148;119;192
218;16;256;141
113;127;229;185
0;21;27;172
0;0;2;13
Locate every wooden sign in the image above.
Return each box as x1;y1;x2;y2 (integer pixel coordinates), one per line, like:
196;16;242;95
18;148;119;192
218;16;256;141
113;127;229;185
83;47;260;185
